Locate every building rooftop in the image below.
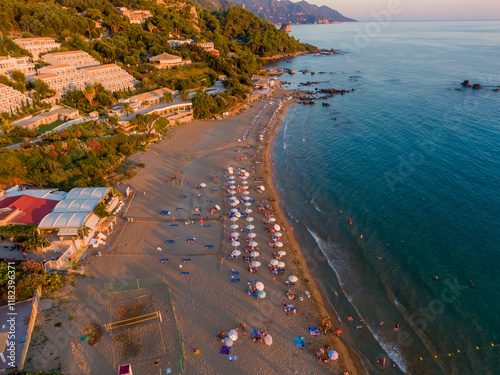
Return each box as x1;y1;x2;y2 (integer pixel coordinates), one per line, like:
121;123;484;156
43;64;73;70
150;52;182;62
45;50;86;56
82;63;118;72
0;195;59;225
65;187;111;200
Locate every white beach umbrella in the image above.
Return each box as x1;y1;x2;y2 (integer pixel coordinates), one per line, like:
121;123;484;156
264;334;273;345
251;261;261;268
231;241;240;247
229;175;235;179
288;275;298;283
255;282;264;291
215;205;221;210
274;224;281;231
274;232;282;237
200;183;206;188
229;185;236;189
247;224;255;230
224;337;233;347
242;185;249;190
259;185;265;191
232;250;241;256
228;330;238;341
229;190;236;194
275;242;283;248
248;233;256;238
231;208;239;213
242;181;248;185
244;202;252;206
234;212;241;217
257;291;266;299
277;261;285;268
243;191;250;195
230;217;238;222
241;176;248;180
231;232;240;238
244;172;250;177
245;208;252;213
231;224;239;229
277;250;286;257
230;202;238;207
270;259;279;266
233;199;240;204
268;217;276;222
250;251;260;257
249;241;258;248
328;350;339;360
246;217;254;222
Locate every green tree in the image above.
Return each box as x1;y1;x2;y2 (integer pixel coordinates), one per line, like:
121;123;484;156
179;90;189;101
121;103;134;117
163;91;173;103
0;119;12;133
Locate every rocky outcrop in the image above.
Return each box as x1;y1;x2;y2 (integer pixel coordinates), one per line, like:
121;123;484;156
280;23;292;33
472;83;483;89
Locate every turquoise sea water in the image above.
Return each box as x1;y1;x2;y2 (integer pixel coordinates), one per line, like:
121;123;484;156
268;21;500;374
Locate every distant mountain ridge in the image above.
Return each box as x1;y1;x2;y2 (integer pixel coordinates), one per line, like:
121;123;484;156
232;0;355;24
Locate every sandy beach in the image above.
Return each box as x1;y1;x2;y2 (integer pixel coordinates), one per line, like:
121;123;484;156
25;86;364;375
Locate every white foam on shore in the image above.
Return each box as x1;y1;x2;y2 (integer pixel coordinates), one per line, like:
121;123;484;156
306;228;409;373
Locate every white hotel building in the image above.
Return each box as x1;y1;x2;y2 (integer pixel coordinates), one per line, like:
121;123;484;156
42;50;100;69
0;56;36;78
13;37;61;58
81;64;136;93
37;65;89;96
0;84;32;116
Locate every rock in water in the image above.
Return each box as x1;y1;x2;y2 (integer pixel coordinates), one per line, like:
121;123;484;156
461;80;471;87
472;83;483;89
281;23;292;34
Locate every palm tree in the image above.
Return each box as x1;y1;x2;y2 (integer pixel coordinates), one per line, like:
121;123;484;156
0;118;12;134
84;85;97;103
163;91;173;103
121;103;134;117
179;90;189;102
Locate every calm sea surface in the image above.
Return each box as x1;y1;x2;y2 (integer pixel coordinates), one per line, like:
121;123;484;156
268;21;500;374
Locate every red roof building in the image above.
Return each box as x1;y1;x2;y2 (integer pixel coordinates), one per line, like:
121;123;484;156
0;195;59;226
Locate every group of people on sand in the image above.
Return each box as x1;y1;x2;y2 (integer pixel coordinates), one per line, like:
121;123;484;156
315;347;333;363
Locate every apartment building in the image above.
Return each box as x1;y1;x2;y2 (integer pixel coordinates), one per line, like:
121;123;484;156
13;37;61;58
117;7;153;24
168;39;193;48
195;41;215;50
0;84;32;116
42;50;100;69
0;56;36;78
37;64;89;95
149;53;190;69
81;64;136;92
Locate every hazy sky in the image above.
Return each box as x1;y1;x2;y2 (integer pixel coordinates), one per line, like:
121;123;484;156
305;0;500;21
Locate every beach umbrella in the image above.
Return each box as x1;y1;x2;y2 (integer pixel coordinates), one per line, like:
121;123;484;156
230;217;238;222
268;217;276;222
328;350;339;360
257;291;266;298
231;232;240;238
270;259;279;266
230;202;238;207
229;190;236;194
251;261;261;268
231;208;239;213
246;217;254;222
229;175;235;179
234;212;241;217
233;199;240;204
248;233;256;238
277;261;285;268
245;208;252;213
247;224;255;230
264;335;273;346
275;242;283;248
274;224;280;231
244;202;252;206
242;181;248;185
249;241;258;248
243;191;250;195
288;275;298;283
228;330;238;341
274;232;282;237
259;185;265;191
255;282;264;291
215;205;221;210
231;241;240;247
250;251;260;257
229;185;236;189
200;183;206;188
244;172;250;177
224;337;233;347
277;250;286;257
242;185;249;190
232;250;241;256
231;224;239;229
241;176;248;180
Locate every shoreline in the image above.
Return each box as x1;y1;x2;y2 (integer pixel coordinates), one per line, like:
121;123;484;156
261;87;366;374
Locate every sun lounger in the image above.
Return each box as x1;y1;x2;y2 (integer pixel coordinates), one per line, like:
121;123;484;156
176;208;183;211
295;337;306;347
193;213;201;217
289;305;296;314
182;259;191;262
180;195;187;198
226;195;232;198
228;355;237;361
231;269;239;275
205;245;213;248
161;210;170;215
203;224;211;227
187;239;195;243
212;189;219;192
277;268;285;274
227;255;236;259
231;278;240;282
170;224;178;227
160;259;170;262
309;327;320;336
248;279;258;282
196;195;203;198
181;272;190;276
241;228;250;232
287;282;295;286
220;346;231;355
206;199;213;202
165;240;174;244
248;291;257;297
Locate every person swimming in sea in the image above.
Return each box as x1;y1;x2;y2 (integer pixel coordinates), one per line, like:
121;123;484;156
348;217;352;225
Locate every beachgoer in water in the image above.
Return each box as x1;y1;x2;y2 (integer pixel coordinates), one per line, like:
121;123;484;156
348;217;352;225
394;323;400;332
433;276;439;280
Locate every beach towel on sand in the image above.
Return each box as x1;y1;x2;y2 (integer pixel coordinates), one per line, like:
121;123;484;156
228;355;237;361
295;337;306;347
308;327;320;336
220;346;231;354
